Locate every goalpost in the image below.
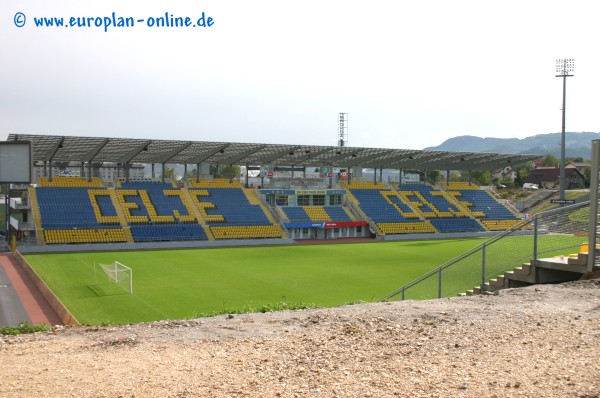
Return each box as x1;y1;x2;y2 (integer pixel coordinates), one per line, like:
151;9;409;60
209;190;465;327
96;261;133;294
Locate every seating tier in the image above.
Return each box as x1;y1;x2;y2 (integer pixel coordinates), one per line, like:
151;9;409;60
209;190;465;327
281;206;353;223
453;190;518;220
190;188;272;227
33;182;521;244
36;187;120;230
351;186;514;234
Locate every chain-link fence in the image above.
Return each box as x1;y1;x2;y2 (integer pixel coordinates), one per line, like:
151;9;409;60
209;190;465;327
380;201;590;301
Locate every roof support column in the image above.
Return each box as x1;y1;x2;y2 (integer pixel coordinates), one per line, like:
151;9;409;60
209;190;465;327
379;167;383;184
48;161;53;182
398;168;402;188
88;162;93;182
161;162;166;183
196;163;200;183
245;163;249;188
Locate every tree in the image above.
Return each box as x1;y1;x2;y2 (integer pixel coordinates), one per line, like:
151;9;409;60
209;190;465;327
426;170;440;185
540;154;559;167
448;172;461;182
178;168;198;182
163;166;178;180
514;161;533;188
584;167;591;188
498;176;515;189
468;170;491;186
217;165;242;180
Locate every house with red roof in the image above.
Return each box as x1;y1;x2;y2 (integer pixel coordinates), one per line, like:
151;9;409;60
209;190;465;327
523;166;585;189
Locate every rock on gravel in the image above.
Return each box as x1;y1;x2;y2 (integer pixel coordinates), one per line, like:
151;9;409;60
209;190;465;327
1;280;599;397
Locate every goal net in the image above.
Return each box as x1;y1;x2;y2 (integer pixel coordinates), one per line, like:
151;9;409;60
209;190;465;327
96;261;133;294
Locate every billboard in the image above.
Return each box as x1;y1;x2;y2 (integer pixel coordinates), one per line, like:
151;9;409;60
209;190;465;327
0;141;32;183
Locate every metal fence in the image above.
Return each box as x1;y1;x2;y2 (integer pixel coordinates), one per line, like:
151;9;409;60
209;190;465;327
379;201;591;302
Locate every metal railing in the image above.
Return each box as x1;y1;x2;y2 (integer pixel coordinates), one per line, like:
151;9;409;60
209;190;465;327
380;201;590;302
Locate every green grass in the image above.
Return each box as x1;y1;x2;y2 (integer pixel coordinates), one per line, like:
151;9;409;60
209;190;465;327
24;239;486;325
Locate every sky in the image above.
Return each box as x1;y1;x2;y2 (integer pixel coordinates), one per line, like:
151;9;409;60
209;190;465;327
1;0;599;150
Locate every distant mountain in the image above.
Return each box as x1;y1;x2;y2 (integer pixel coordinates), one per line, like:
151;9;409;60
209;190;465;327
424;132;599;159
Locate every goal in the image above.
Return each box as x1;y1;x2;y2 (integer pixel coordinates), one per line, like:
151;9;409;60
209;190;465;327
96;261;133;294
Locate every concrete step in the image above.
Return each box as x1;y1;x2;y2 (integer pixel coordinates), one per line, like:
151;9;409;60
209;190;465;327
489;276;506;287
513;263;533;275
567;252;588;266
483;283;504;293
504;269;536;284
535;257;588;274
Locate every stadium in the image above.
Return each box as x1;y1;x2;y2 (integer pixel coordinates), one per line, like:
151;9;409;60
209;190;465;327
0;134;598;397
1;133;597;328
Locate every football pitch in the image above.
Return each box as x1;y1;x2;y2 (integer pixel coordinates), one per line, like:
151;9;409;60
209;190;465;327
23;239;488;325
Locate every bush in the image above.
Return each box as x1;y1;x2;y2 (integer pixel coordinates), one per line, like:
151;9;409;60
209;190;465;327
0;321;51;335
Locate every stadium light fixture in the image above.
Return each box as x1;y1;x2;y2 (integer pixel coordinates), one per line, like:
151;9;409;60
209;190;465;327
556;58;574;201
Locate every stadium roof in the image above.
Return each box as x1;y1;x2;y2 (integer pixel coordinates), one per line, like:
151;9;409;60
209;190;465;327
7;134;541;171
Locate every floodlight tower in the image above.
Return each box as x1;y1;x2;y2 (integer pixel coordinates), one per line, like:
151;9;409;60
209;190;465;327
555;59;574;201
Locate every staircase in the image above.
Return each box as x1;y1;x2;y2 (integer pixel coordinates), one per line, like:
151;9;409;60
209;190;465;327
107;189;135;243
243;189;288;238
179;189;215;240
344;190;382;236
28;187;45;245
465;247;596;296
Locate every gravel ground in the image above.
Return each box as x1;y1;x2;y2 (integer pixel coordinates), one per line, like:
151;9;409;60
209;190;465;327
1;280;599;398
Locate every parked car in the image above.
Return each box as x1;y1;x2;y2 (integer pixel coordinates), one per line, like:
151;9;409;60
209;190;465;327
523;183;539;190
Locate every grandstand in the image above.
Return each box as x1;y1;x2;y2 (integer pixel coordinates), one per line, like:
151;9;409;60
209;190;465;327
20;173;525;245
5;134;541;247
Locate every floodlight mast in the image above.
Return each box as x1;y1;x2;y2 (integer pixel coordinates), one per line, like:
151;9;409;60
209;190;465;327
555;59;574;201
338;113;348;147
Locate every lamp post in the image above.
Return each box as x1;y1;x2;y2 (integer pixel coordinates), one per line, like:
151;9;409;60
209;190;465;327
555;59;574;201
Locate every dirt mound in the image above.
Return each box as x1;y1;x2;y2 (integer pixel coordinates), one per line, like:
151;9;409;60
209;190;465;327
1;281;599;397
